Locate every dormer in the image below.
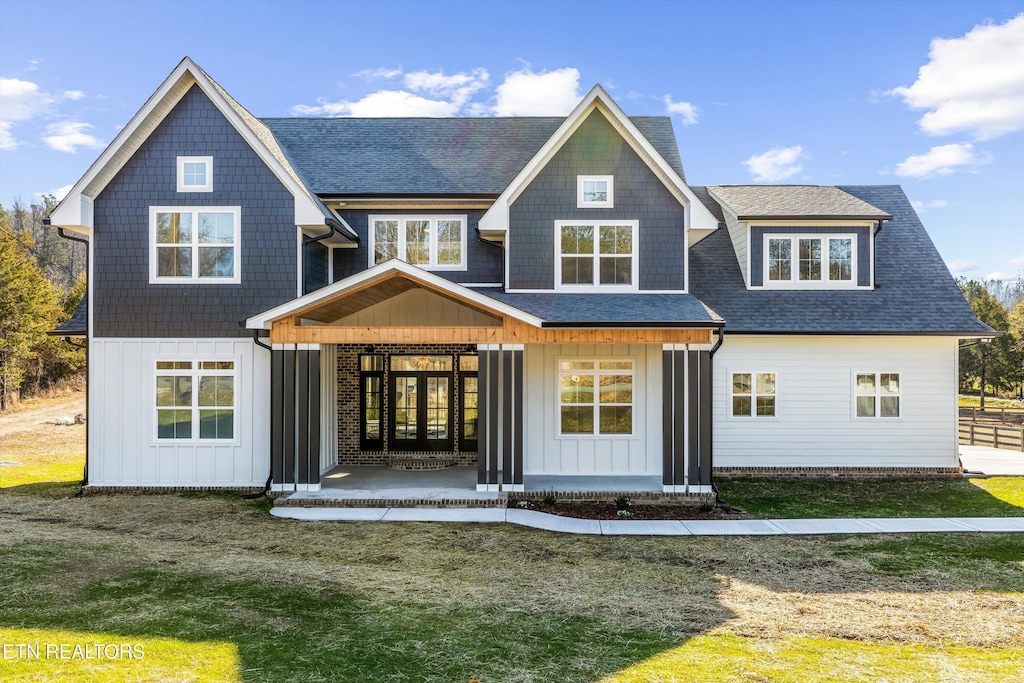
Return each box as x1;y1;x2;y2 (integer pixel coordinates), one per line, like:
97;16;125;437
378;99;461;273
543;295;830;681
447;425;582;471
706;185;891;290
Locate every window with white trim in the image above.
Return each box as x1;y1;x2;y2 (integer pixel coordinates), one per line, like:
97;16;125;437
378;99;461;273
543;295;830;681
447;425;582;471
176;156;213;192
556;221;637;288
577;175;613;208
765;235;856;286
368;215;466;270
155;361;235;440
731;372;776;417
558;359;633;435
855;372;900;418
149;207;241;283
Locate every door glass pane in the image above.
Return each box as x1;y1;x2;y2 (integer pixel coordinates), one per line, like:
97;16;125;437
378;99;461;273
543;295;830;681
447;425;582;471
360;354;384;372
405;220;430;265
394;376;417;440
373;220;398;264
426;376;449;441
390;355;452;371
462;376;478;441
364;376;381;440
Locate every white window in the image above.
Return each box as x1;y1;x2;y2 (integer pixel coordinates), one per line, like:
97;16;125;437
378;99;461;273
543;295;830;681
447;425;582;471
556;220;637;289
731;372;776;417
149;206;241;283
368;215;466;270
855;372;900;418
764;234;856;287
558;359;634;435
176;156;213;192
155;361;235;441
577;175;614;208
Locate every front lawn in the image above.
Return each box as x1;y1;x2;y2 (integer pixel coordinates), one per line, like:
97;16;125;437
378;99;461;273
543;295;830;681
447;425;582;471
717;477;1024;519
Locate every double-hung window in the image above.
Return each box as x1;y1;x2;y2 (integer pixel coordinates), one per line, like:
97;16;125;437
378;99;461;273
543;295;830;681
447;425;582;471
765;235;855;287
368;215;466;270
855;372;900;418
731;372;776;417
559;359;634;435
155;361;235;440
176;156;213;192
149;207;241;283
556;221;637;288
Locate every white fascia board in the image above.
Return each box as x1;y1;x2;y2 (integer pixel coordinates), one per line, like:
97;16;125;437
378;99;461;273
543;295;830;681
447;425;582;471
48;57;331;236
478;84;720;234
245;260;546;329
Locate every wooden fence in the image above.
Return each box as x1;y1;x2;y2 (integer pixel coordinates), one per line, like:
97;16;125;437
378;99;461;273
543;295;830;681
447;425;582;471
958;406;1024;424
959;422;1024;451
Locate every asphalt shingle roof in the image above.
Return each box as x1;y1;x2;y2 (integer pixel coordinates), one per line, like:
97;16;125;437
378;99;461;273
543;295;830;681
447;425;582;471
688;185;994;335
261;117;686;196
49;297;87;336
474;290;722;326
709;185;892;220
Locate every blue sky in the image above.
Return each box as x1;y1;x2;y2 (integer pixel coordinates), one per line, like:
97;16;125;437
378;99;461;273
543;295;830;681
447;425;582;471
1;0;1021;281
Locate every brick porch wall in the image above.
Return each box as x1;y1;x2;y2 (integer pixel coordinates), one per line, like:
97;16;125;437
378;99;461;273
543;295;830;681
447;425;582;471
336;343;479;466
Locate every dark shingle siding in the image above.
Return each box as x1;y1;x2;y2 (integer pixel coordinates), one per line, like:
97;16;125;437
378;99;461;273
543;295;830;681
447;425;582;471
689;185;993;334
332;209;503;285
93;85;300;338
508;111;686;291
260;116;685;196
303;241;329;294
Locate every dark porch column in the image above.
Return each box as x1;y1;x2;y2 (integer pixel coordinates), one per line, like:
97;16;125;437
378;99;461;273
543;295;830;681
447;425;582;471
661;343;713;493
476;344;524;492
270;343;322;492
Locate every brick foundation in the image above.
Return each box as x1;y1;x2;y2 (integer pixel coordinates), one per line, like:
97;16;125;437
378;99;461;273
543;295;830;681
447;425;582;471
516;490;716;506
83;485;266;495
713;466;964;479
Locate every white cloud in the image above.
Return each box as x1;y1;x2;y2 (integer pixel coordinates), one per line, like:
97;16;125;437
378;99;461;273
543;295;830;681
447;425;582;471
0;77;56;149
291;90;459;117
25;59;39;71
492;67;581;116
985;271;1015;281
743;146;805;182
52;184;73;201
1008;252;1024;266
354;67;403;81
910;199;949;211
42;121;104;153
63;90;85;101
894;143;988;178
663;95;698;125
0;121;16;150
889;14;1024;139
404;68;489;107
947;259;979;274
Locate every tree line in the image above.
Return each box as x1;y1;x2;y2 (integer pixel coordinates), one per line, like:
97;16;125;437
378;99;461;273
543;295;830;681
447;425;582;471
0;196;86;410
958;277;1024;408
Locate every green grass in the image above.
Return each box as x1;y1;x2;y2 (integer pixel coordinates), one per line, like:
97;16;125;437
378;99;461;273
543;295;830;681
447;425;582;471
717;477;1024;518
959;394;1024;408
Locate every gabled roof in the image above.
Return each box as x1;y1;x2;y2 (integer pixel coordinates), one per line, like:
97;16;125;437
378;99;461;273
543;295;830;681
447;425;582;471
477;85;721;235
708;185;892;221
48;297;87;337
47;57;355;240
689;185;994;335
261;116;686;196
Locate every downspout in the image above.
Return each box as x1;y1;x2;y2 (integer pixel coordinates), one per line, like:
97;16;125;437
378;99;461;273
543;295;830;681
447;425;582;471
708;326;725;506
245;330;274;498
53;226;90;494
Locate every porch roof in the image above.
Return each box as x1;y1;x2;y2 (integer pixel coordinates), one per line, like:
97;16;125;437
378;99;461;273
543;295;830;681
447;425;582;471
474;290;724;327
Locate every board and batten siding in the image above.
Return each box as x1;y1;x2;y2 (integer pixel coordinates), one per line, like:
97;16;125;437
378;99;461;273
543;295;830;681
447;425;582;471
713;335;959;468
523;343;662;475
88;338;270;487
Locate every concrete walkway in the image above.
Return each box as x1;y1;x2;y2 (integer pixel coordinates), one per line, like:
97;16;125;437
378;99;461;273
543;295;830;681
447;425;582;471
270;506;1024;535
960;444;1024;476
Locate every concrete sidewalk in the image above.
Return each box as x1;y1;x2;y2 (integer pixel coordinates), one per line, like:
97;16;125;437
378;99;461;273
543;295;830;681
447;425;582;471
960;444;1024;476
270;506;1024;535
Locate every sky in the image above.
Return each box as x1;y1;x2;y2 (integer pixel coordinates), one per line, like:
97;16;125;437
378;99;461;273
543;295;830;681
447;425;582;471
0;0;1022;282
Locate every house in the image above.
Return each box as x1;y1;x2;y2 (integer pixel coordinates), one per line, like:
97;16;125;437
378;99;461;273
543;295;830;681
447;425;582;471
47;58;993;497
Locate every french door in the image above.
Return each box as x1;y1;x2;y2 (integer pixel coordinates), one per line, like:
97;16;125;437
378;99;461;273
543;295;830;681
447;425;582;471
389;372;453;451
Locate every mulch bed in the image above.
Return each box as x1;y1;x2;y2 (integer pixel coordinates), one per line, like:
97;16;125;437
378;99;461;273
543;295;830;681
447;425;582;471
507;500;749;520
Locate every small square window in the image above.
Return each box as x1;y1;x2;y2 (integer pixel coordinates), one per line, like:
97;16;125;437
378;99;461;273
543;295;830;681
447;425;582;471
577;175;614;208
177;156;213;192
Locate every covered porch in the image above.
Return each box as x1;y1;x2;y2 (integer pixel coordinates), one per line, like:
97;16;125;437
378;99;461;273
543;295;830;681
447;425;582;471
246;261;722;499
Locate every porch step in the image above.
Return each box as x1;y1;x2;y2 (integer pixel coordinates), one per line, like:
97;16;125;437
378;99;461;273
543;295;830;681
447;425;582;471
386;458;453;471
274;494;507;509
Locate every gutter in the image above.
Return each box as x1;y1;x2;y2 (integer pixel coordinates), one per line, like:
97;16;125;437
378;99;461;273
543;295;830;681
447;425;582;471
709;326;724;504
246;331;274;498
53;226;90;493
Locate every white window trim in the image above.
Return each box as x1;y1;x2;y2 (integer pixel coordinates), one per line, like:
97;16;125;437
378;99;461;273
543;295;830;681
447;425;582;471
852;370;903;420
149;206;242;284
728;370;778;419
761;233;860;289
176;156;214;193
577;175;614;208
554;220;639;291
153;360;239;444
367;214;468;271
556;357;635;438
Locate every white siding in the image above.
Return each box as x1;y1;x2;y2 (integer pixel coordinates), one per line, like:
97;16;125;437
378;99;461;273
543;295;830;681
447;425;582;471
320;344;337;474
523;344;662;475
724;212;748;285
88;337;270;487
714;335;959;468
